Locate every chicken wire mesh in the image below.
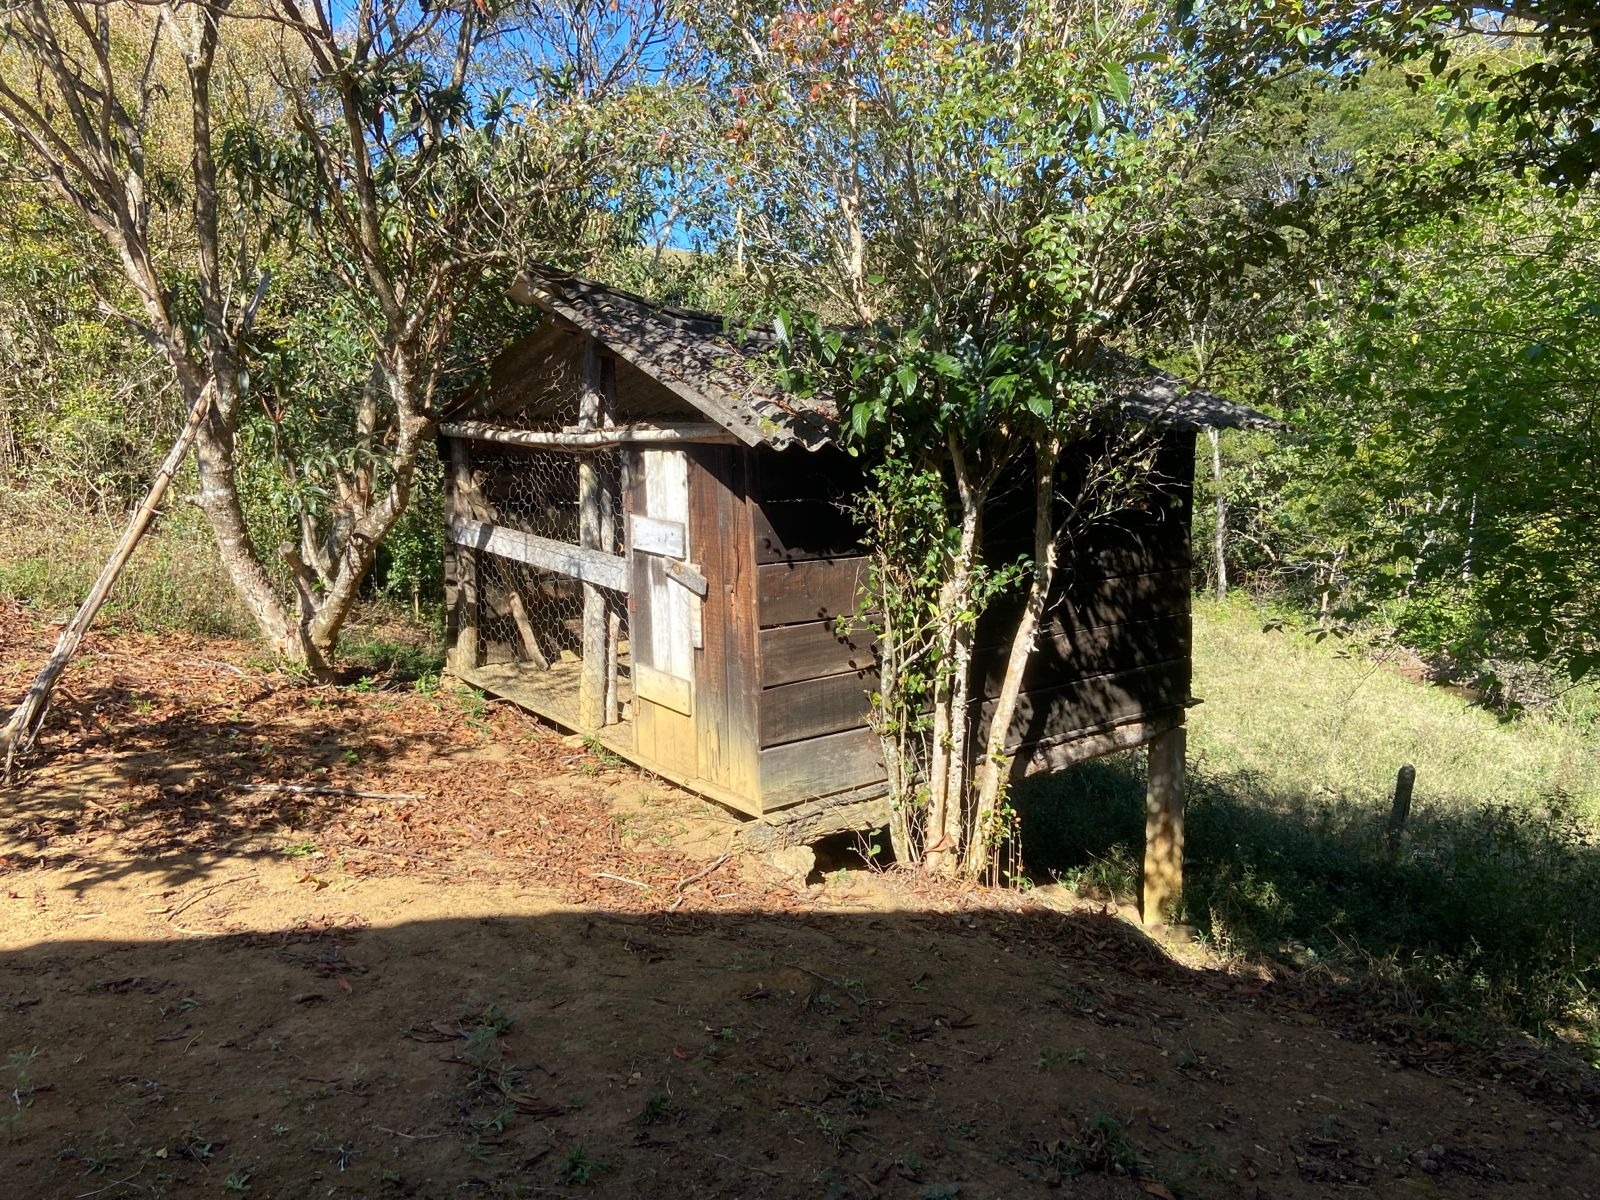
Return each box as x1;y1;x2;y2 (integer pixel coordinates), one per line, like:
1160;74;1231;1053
464;444;629;685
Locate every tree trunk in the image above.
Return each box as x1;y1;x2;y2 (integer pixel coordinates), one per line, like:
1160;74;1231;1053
193;415;297;656
923;436;984;877
1208;426;1227;602
964;435;1060;879
873;602;918;865
1;385;213;778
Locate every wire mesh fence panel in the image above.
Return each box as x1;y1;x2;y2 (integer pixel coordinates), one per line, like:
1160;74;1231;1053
462;442;631;723
472;444;625;551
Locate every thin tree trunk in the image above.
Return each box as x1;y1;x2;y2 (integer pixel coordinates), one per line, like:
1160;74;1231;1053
924;435;984;876
1208;426;1227;601
964;436;1060;879
874;600;917;865
1;385;213;778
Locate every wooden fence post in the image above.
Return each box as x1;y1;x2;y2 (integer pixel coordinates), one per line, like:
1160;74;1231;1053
1385;763;1416;856
1142;725;1187;925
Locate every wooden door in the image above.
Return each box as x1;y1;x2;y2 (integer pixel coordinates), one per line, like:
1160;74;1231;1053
629;449;698;777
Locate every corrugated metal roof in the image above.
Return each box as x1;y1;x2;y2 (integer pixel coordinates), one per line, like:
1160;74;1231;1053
500;267;1281;446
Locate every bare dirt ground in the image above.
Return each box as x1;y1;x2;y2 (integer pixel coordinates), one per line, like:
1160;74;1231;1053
2;608;1597;1199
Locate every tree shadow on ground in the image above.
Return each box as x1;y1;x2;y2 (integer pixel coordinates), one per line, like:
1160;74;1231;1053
1016;754;1600;1054
3;906;1594;1199
1;677;609;896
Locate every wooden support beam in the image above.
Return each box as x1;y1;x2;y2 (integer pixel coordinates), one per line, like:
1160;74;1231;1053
506;589;550;670
445;440;482;673
578;337;613;730
446;517;628;592
1142;724;1186;925
439;420;738;448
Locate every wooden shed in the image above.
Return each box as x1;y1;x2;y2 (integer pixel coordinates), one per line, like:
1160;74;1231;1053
440;269;1277;895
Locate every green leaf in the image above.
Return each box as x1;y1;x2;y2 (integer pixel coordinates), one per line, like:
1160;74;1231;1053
1103;65;1132;107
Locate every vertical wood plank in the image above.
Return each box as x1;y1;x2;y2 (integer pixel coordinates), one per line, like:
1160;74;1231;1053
689;446;760;801
577;337;612;729
445;439;481;673
1142;724;1187;925
633;448;697;778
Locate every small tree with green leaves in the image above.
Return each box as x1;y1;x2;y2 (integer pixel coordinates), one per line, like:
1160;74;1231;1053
715;0;1304;876
0;0;677;673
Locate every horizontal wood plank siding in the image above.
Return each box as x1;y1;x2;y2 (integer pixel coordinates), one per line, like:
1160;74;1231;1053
976;614;1190;692
975;659;1191;753
759;672;876;746
1014;706;1187;778
759;618;880;687
747;429;1195;802
757;557;868;628
751;447;865;564
760;725;886;808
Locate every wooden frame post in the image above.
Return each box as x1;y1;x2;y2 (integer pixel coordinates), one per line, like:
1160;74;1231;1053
577;337;615;729
1142;725;1186;925
445;439;481;674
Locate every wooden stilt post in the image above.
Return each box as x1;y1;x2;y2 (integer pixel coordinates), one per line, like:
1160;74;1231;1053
577;337;613;730
1142;725;1187;925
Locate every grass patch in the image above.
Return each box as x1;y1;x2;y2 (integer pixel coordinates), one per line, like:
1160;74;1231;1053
1018;597;1600;1055
0;488;250;637
337;630;446;683
1189;596;1600;819
0;487;447;665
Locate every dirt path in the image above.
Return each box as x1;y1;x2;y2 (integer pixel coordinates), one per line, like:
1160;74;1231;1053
2;616;1597;1198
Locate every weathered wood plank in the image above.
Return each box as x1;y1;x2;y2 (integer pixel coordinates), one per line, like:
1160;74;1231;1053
1143;725;1187;924
982;567;1190;636
758;612;1188;700
1013;708;1186;779
759;672;875;747
752;498;865;564
760;725;886;806
757;557;868;628
634;662;693;716
975;615;1190;692
740;790;892;847
447;517;629;593
630;514;686;558
688;446;761;800
759;618;880;687
440;419;739;448
578;337;613;729
632;448;698;779
973;658;1190;753
751;448;865;564
1061;569;1191;629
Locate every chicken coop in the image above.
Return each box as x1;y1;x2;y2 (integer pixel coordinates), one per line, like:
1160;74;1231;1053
440;269;1278;899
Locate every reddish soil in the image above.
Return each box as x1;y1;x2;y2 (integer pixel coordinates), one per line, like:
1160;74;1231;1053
2;610;1597;1198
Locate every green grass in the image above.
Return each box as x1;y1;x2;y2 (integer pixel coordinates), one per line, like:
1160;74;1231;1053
0;487;446;668
1018;597;1600;1055
0;488;251;637
1188;596;1600;819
